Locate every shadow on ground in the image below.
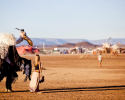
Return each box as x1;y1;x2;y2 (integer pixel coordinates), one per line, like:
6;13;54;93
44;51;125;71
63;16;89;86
41;85;125;93
1;85;125;93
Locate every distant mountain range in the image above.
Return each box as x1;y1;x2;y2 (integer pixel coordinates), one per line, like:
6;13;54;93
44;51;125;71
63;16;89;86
16;38;125;47
52;41;102;48
90;38;125;45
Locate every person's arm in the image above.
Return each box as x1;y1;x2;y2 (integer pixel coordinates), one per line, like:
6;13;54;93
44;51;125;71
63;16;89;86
16;37;23;44
39;62;42;76
16;32;26;44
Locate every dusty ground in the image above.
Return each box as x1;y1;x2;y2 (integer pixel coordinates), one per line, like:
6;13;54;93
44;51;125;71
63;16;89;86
0;53;125;100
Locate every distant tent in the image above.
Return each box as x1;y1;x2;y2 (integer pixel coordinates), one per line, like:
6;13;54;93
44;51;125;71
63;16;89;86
24;45;32;53
17;45;39;55
111;44;119;50
103;43;110;48
16;46;26;55
34;49;39;53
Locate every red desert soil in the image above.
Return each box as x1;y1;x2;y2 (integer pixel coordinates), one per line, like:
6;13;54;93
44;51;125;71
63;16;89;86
0;54;125;100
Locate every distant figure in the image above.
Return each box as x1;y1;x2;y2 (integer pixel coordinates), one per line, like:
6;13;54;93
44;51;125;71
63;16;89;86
29;54;44;93
98;53;102;67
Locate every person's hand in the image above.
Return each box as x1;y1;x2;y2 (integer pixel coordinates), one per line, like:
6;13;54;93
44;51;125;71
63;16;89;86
20;32;26;37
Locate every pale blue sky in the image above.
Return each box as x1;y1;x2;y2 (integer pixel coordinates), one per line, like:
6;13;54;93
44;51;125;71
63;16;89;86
0;0;125;40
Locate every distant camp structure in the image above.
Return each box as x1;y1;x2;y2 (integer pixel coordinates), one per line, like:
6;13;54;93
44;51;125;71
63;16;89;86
16;45;39;55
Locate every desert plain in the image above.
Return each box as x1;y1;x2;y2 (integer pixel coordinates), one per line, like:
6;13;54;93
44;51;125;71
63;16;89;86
0;53;125;100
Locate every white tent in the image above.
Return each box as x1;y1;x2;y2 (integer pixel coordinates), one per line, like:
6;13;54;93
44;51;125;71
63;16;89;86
111;44;119;50
96;47;105;51
103;43;110;48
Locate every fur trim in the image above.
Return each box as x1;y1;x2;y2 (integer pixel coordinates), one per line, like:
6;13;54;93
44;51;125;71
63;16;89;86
0;33;16;45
